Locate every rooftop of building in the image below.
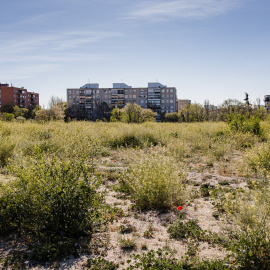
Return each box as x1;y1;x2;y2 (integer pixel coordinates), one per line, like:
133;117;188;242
77;82;173;89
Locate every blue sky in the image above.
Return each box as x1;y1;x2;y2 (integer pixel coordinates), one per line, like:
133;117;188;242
1;0;270;107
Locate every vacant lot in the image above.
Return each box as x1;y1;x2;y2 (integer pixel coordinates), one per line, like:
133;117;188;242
1;120;270;269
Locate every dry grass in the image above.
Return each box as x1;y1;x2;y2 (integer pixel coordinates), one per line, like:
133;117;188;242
0;120;270;269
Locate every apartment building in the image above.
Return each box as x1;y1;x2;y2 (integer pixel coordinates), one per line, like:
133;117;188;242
0;83;39;109
67;82;177;121
176;99;191;111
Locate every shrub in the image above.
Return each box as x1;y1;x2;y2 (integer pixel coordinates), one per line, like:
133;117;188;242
16;116;26;123
168;219;203;240
109;132;160;148
227;114;262;136
224;189;270;270
0;152;103;261
87;257;119;270
0;138;15;166
126;154;186;210
1;113;15;122
125;249;230;270
245;143;270;176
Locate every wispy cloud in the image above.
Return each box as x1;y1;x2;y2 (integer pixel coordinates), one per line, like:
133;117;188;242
1;29;120;55
0;29;120;78
128;0;244;20
2;10;66;29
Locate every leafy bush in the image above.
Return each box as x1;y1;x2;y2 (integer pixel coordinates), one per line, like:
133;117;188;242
0;152;103;261
109;133;160;148
125;249;230;270
227;114;262;136
1;113;15;122
87;257;119;270
200;183;215;197
168;219;203;240
126;154;186;210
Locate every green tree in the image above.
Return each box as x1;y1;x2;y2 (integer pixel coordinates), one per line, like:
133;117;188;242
13;106;29;118
110;108;122;122
164;112;179;122
1;104;14;114
120;103;156;123
1;112;15;122
141;108;157;122
35;106;65;122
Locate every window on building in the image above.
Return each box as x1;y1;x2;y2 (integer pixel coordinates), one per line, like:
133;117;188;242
68;90;71;94
170;89;174;93
141;90;144;93
170;100;173;103
161;100;165;103
140;100;144;104
133;95;136;98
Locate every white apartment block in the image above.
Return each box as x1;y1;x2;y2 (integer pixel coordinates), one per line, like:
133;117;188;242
67;82;177;121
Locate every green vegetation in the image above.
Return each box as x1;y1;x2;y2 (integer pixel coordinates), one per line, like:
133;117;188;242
125;249;230;270
0;113;270;268
87;257;119;270
0;153;103;261
126;153;186;210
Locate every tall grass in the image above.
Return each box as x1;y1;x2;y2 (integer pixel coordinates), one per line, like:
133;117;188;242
126;153;186;210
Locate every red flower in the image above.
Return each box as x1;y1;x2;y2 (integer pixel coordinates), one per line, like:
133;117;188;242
199;164;202;166
113;160;116;162
177;206;183;211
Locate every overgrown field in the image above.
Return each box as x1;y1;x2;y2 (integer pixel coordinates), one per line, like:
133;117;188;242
1;120;270;269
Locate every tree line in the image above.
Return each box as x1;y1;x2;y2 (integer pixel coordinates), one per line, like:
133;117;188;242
0;96;268;123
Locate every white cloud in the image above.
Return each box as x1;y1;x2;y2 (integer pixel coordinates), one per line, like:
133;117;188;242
0;29;120;79
0;30;121;55
128;0;244;20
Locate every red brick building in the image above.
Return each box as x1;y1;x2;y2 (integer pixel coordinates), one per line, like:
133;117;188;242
0;83;39;109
